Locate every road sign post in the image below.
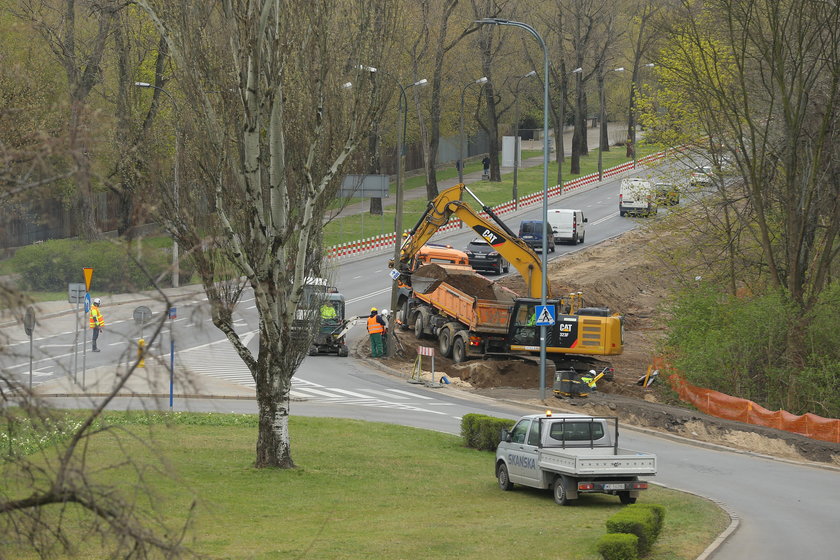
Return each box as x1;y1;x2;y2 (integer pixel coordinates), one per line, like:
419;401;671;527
169;307;177;409
68;282;86;384
24;307;35;390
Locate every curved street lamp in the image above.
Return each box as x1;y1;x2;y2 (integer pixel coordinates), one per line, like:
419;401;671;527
598;67;625;180
134;82;180;289
366;70;428;352
631;63;655;169
458;76;489;184
512;70;536;209
475;17;551;399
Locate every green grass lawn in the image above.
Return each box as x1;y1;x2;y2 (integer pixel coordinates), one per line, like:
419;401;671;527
3;412;728;559
323;143;660;248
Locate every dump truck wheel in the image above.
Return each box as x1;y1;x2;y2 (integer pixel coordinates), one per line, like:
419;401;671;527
452;336;467;363
399;299;412;330
414;312;426;339
439;326;454;358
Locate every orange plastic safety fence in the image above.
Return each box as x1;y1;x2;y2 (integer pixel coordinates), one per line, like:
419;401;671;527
663;370;840;444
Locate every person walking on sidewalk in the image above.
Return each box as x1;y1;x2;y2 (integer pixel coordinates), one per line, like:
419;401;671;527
482;156;490;179
367;307;386;358
89;298;105;352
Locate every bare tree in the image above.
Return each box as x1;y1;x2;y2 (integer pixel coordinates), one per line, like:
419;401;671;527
645;0;839;310
13;0;120;240
624;0;662;159
567;0;617;175
135;0;397;468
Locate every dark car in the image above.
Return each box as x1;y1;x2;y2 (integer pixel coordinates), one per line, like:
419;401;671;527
464;237;510;274
518;220;555;253
654;182;680;206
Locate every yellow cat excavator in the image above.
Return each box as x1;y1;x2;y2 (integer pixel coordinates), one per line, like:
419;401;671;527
390;183;623;374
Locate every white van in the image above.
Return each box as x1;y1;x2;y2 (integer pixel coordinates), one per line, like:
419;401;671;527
547;209;587;244
619;178;657;217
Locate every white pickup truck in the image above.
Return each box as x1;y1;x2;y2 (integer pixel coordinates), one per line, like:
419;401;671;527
495;412;657;505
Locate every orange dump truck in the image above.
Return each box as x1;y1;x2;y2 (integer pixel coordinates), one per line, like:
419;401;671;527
408;264;517;362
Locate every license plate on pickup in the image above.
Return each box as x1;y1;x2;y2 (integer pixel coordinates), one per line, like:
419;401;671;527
603;483;626;491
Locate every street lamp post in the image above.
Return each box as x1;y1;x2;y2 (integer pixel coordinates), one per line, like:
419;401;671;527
597;67;625;181
512;70;536;210
458;77;489;184
134;82;180;289
476;18;551;400
557;67;583;165
387;76;428;353
631;63;655;169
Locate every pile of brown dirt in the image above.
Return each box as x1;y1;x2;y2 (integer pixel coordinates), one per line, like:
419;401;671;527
363;228;840;466
412;264;517;301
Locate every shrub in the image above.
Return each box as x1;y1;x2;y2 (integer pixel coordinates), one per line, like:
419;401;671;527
606;506;656;555
460;414;515;451
596;533;638;560
9;238;175;293
625;503;665;539
662;283;840;417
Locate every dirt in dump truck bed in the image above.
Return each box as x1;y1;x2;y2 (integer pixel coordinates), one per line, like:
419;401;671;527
412;264;516;301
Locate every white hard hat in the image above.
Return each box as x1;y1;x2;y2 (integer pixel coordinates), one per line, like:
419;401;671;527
93;298;101;305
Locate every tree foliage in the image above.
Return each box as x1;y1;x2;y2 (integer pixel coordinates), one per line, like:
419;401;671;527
134;0;398;468
641;0;840;310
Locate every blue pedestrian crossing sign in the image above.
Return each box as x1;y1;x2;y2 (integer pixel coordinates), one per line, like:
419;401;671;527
534;305;555;326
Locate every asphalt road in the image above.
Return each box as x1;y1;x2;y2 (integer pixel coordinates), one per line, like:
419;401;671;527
3;165;839;560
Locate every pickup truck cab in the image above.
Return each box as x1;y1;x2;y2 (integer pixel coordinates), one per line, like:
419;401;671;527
495;412;656;505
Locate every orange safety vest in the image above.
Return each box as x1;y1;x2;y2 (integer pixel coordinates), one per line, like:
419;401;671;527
367;315;384;334
90;306;105;328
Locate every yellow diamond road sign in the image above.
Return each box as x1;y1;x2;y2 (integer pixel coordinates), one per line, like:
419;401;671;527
83;267;93;292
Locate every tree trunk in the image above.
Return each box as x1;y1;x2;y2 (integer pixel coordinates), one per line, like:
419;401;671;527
255;360;295;468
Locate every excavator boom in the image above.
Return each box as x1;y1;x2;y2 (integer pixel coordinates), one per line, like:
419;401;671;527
397;184;549;299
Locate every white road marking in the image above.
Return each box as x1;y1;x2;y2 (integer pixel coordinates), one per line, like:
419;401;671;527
386;388;434;400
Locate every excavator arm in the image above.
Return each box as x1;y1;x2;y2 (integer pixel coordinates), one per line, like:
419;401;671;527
395;183;549;299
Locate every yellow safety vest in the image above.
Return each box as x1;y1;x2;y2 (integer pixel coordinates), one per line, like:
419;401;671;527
90;307;105;328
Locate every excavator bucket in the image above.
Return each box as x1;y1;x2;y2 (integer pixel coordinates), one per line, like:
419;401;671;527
410;263;476;294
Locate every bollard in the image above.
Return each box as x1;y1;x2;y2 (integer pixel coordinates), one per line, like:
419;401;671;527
137;338;145;368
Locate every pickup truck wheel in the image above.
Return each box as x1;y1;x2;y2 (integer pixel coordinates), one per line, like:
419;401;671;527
619;210;626;217
553;478;570;506
439;327;454;358
619;492;636;505
497;463;513;491
452;336;467;363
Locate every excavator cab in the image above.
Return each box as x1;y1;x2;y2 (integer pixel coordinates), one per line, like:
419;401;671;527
508;298;624;357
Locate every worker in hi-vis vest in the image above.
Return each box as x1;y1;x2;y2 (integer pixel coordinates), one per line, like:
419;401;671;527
367;307;386;358
89;297;105;352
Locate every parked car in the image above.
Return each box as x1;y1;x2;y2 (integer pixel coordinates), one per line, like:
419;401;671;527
464;237;510;274
690;165;714;186
547;208;587;244
653;182;680;206
619;178;657;217
518;220;555;253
